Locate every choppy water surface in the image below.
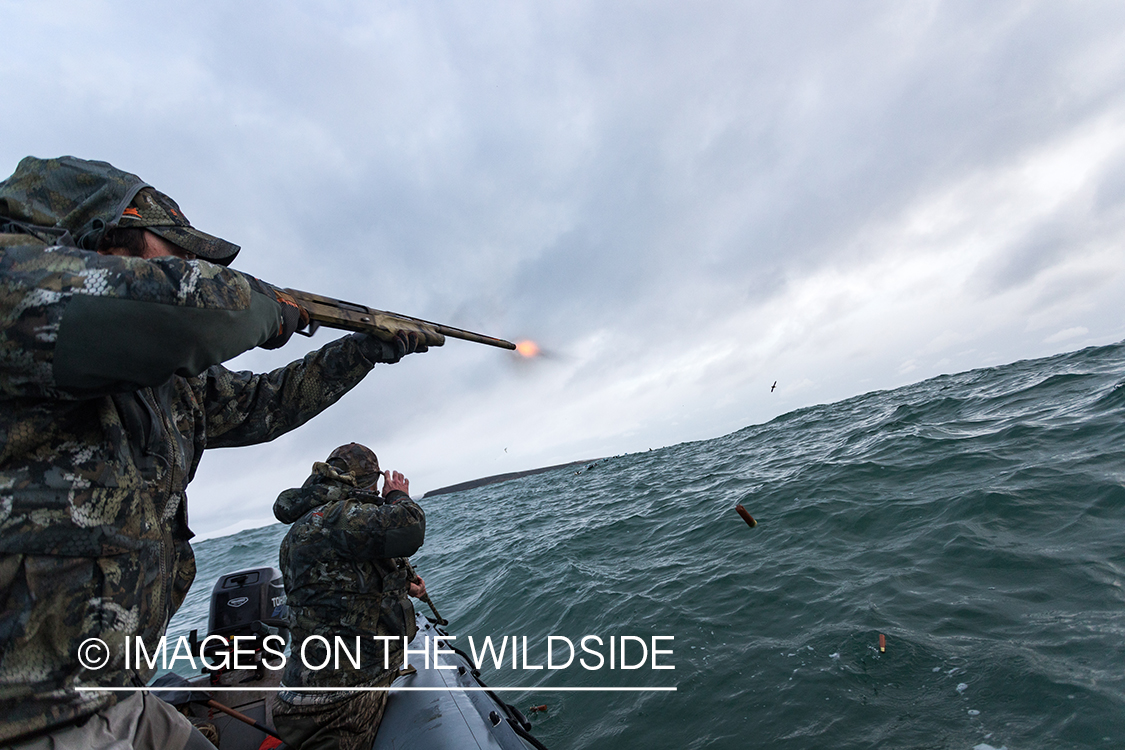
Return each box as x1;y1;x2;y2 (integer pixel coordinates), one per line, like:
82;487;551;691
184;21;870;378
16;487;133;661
172;342;1125;749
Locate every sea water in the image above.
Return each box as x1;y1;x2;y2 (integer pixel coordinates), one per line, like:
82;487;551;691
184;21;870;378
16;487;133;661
169;342;1125;749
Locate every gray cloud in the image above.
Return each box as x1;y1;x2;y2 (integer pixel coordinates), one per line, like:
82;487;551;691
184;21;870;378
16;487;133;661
3;1;1125;534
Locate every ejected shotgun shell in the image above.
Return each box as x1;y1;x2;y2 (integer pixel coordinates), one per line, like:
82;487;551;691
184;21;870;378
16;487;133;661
879;634;886;653
735;504;757;528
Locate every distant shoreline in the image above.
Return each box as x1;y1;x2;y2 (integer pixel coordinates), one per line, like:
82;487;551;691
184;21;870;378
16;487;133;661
422;458;601;498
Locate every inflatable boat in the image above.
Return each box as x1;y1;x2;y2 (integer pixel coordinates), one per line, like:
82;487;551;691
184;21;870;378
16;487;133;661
156;566;548;750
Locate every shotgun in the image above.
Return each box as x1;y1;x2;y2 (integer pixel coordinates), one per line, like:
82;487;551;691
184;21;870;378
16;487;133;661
284;288;516;351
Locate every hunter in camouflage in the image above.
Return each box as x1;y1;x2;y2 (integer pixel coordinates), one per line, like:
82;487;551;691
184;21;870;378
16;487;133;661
272;443;426;750
0;156;439;747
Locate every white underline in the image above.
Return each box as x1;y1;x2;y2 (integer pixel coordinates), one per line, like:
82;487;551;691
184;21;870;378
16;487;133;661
77;686;676;693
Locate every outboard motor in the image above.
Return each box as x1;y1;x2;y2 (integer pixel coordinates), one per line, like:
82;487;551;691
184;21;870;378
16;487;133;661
191;566;288;672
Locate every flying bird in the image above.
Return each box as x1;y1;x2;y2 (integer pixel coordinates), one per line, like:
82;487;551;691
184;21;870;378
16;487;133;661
771;381;777;392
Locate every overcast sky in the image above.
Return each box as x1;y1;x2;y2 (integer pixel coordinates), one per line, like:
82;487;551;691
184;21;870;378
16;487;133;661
3;1;1124;537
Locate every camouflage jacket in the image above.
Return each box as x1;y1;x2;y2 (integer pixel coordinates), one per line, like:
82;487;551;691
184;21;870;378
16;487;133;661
0;238;385;741
275;462;425;692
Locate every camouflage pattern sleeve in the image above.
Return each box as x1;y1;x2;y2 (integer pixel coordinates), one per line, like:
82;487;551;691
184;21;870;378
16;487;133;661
197;333;382;448
319;496;426;560
0;244;283;397
275;484;349;524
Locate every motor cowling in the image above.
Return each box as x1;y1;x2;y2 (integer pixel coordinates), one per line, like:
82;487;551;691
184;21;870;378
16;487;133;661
195;566;288;668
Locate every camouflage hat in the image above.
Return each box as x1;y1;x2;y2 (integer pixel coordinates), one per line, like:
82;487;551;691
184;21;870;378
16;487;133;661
326;443;381;488
117;187;239;264
0;155;239;265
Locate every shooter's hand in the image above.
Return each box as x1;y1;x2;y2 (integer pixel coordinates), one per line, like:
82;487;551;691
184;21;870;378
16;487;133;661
382;470;410;498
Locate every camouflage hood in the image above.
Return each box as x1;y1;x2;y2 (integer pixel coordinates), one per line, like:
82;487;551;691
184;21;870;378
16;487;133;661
274;461;359;524
273;445;383;525
0;155;239;264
